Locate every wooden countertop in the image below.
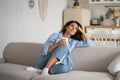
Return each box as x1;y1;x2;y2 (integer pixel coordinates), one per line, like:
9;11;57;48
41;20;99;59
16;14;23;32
85;26;120;28
85;26;120;32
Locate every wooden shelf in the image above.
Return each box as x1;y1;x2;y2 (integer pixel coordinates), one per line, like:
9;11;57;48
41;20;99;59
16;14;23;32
85;26;120;32
89;0;120;3
85;26;120;28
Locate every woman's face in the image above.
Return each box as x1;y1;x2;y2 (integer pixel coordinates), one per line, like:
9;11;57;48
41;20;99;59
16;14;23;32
65;22;79;35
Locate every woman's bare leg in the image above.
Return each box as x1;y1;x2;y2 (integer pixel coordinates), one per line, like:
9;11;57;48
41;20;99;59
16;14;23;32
45;57;59;69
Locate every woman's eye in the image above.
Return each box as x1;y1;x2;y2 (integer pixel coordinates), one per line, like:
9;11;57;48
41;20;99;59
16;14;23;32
70;24;78;30
75;27;78;30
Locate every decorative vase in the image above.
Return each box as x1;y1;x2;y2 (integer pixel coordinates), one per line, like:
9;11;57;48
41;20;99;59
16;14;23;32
38;0;48;21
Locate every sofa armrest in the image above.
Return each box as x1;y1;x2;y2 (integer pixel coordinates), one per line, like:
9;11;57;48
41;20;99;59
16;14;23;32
0;58;6;63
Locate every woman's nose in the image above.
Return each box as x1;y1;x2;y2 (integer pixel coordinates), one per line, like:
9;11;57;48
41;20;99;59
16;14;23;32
72;27;76;30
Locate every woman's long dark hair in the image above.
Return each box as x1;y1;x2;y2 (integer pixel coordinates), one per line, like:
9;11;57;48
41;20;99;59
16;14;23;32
60;20;84;41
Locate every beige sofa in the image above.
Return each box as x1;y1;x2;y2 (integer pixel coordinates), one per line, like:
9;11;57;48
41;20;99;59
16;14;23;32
0;42;120;80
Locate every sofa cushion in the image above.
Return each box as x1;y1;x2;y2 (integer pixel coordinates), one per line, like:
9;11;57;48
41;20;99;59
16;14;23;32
3;42;43;66
32;71;114;80
115;72;120;80
107;54;120;76
71;47;120;72
0;63;39;80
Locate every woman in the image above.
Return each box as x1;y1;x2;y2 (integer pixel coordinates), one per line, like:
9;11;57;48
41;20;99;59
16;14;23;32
26;20;93;75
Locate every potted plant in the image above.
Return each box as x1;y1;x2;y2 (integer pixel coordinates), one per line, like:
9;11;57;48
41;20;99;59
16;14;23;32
99;15;104;25
72;0;80;8
100;15;104;22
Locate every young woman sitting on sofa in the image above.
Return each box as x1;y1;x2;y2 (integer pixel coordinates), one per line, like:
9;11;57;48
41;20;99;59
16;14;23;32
26;20;93;75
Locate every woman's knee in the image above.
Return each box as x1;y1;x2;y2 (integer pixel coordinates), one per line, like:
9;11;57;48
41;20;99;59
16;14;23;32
56;46;68;51
51;46;69;60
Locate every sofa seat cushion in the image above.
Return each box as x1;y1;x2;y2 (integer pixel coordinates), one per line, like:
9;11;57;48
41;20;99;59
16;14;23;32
32;71;114;80
0;63;39;80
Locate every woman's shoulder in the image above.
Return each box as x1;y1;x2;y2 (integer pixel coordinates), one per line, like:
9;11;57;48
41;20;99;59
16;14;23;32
51;32;59;35
69;38;78;42
69;38;77;44
50;32;60;36
49;32;62;38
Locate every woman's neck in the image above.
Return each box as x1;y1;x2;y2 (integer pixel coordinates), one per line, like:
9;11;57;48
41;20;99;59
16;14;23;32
63;33;70;38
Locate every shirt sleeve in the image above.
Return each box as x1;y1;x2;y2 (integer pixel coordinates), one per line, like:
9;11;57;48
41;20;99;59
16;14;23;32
41;33;58;55
73;39;93;48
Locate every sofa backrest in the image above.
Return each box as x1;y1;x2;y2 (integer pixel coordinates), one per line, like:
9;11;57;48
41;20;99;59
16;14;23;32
71;47;120;72
3;42;43;66
3;42;120;72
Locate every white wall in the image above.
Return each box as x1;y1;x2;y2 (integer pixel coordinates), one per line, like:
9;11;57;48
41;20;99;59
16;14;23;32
1;0;119;58
0;0;67;58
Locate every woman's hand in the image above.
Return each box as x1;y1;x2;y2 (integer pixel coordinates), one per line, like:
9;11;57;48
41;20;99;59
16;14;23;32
78;27;84;33
57;39;67;46
78;26;91;40
48;39;67;53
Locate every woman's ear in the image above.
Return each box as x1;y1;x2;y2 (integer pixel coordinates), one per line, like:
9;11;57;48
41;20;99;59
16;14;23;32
65;26;68;30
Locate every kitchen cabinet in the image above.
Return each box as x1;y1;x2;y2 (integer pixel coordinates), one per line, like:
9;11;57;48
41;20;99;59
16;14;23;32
89;0;101;3
89;0;120;3
85;26;120;47
63;8;91;29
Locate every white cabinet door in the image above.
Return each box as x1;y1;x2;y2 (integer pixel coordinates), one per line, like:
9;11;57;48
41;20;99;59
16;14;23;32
64;9;91;28
89;0;102;3
102;0;116;3
89;0;119;3
116;0;120;3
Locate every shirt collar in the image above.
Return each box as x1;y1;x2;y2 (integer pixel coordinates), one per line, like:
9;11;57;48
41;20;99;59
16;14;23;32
58;32;72;43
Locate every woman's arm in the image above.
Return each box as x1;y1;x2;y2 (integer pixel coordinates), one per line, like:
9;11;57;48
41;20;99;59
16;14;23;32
72;27;93;48
78;27;91;40
48;39;67;53
48;43;58;53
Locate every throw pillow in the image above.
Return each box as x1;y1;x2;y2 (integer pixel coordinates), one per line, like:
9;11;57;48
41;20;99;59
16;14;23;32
107;54;120;76
115;72;120;80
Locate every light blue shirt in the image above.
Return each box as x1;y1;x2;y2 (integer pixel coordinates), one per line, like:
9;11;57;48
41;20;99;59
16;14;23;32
40;32;93;69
